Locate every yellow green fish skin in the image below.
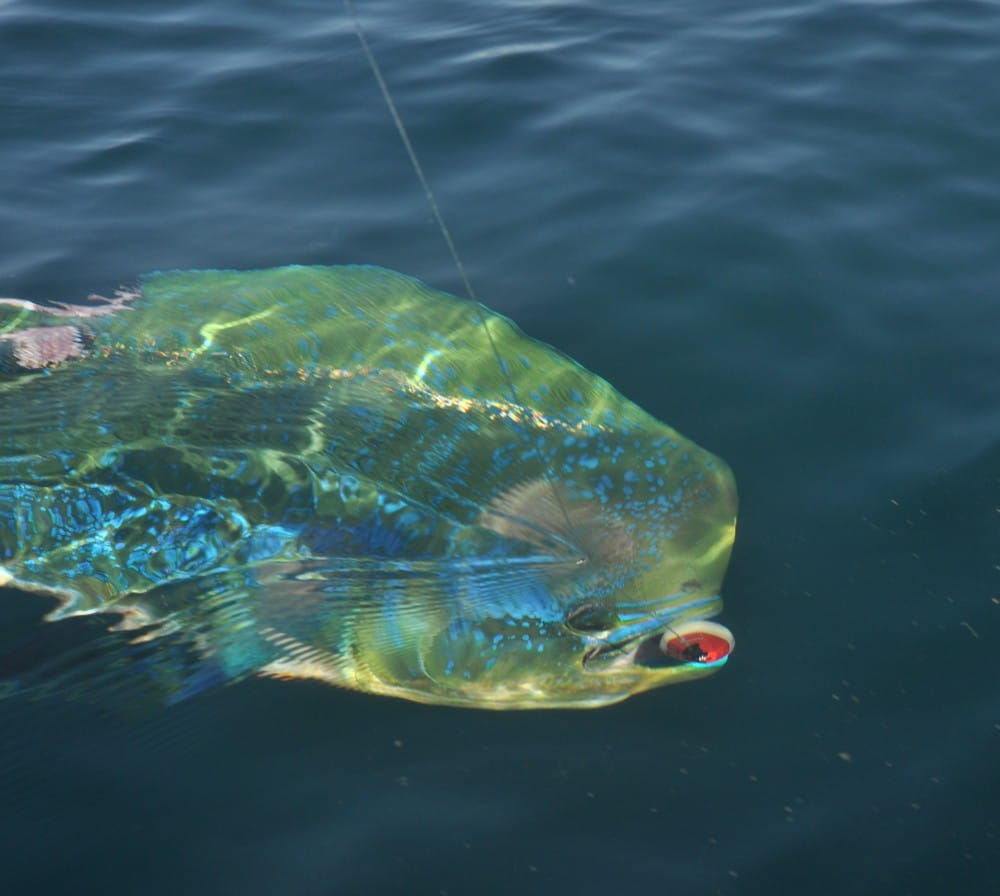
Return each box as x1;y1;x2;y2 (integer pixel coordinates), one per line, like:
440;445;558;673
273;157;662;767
0;265;736;708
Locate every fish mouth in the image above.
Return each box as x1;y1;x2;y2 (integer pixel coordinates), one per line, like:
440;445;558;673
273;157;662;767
583;619;734;670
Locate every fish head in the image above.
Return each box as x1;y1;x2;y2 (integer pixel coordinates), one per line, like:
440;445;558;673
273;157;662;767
331;423;738;709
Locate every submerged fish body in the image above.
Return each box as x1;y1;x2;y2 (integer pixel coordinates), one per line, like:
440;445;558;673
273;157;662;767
0;265;736;708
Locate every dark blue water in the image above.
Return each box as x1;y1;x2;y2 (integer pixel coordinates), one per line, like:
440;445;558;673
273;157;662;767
1;1;997;893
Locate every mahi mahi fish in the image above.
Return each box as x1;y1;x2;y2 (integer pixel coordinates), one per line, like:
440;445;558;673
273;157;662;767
0;265;736;708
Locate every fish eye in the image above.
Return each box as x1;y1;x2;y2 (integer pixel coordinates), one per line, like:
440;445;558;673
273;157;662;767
565;603;617;633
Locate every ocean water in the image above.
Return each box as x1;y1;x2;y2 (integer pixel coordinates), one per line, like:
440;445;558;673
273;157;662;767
1;0;997;893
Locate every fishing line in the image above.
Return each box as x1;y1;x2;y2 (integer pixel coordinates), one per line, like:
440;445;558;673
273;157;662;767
343;0;588;564
342;0;475;308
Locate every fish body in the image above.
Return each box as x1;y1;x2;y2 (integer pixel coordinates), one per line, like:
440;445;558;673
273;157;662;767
0;265;736;708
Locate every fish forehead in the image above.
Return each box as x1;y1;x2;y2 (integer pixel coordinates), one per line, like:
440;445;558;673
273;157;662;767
89;265;658;430
3;263;713;472
121;264;732;528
